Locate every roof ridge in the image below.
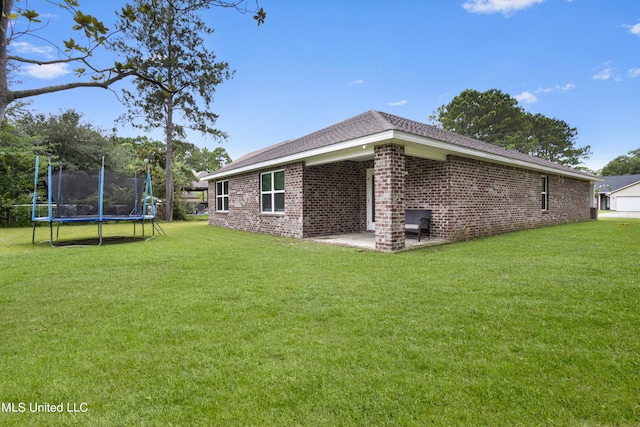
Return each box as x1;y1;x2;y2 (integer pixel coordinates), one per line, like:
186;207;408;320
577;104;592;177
369;110;396;130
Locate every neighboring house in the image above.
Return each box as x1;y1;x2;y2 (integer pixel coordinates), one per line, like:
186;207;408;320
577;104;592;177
183;171;209;213
596;175;640;211
202;111;599;252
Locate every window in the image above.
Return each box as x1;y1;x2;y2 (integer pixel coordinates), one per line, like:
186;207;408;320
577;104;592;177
261;170;285;213
216;180;229;212
541;175;548;211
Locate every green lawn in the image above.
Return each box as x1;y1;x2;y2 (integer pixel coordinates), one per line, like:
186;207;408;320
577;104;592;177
1;219;639;426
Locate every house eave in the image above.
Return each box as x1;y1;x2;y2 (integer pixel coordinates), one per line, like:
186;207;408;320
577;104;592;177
394;131;600;182
201;131;396;180
201;129;599;182
609;180;640;195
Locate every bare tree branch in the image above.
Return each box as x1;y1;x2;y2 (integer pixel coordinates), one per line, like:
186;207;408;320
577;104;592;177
11;70;137;100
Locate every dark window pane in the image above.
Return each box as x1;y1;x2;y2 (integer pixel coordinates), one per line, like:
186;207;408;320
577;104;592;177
223;181;229;194
216;181;222;195
262;174;272;192
275;193;284;212
262;194;272;212
223;198;229;211
217;198;223;211
274;171;285;191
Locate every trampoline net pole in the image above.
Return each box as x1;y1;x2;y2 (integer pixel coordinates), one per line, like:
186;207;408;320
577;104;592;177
32;157;40;243
47;158;53;221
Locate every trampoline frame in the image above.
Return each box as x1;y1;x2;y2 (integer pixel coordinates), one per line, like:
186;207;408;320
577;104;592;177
31;156;157;247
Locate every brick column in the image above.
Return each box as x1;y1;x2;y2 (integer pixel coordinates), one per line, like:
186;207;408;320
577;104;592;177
374;144;405;251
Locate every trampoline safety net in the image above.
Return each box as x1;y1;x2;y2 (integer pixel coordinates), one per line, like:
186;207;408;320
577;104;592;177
31;156;158;246
49;172;147;219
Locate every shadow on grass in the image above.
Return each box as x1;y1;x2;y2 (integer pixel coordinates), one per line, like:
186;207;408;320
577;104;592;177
47;236;148;247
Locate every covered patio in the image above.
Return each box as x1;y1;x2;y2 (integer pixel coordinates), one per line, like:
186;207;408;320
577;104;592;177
306;232;448;251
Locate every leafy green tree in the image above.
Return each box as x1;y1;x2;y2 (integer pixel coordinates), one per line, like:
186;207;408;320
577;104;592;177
1;0;265;122
175;141;231;172
112;0;233;221
601;149;640;176
120;139;230;219
0;119;40;224
13;109;122;171
430;89;528;148
431;88;591;167
526;113;588;167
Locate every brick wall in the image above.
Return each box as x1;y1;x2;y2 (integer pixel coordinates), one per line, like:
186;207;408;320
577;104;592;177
405;157;450;239
374;144;406;251
208;162;304;238
302;161;362;237
443;156;591;242
208;153;592;248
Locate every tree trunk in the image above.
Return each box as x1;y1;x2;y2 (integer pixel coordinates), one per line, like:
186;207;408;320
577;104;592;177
165;94;174;221
0;0;14;124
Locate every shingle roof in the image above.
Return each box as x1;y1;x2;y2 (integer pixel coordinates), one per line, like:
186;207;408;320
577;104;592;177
596;175;640;192
210;110;595;179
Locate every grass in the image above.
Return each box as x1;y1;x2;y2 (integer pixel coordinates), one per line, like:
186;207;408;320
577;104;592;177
1;219;639;426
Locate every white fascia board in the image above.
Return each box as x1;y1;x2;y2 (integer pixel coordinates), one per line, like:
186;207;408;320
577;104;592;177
203;130;396;180
201;128;599;183
395;131;599;182
609;180;640;195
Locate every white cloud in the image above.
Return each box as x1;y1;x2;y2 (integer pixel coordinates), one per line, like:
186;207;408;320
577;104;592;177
557;83;576;92
10;41;54;57
515;91;537;104
629;68;640;78
593;62;613;80
629;22;640;36
24;63;71;79
388;99;407;107
514;84;575;105
462;0;545;15
347;79;364;86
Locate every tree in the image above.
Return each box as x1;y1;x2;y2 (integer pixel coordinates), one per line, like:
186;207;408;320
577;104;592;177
524;113;589;167
13;109;122;170
0;118;40;224
430;89;591;167
601;149;640;176
1;0;265;123
176;141;231;172
112;0;233;221
430;89;528;148
1;0;136;122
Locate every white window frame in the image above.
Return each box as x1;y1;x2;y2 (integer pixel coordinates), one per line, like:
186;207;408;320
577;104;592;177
261;170;285;213
541;175;549;211
216;180;229;212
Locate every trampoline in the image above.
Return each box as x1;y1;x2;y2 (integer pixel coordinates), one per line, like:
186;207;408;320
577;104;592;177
31;156;158;246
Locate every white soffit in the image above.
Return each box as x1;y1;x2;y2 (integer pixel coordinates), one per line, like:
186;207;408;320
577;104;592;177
206;131;396;179
395;131;596;181
204;129;596;182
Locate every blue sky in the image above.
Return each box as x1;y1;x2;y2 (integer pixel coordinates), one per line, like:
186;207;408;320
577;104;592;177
9;0;640;171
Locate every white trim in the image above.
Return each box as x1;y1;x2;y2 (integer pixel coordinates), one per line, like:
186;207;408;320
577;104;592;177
201;131;394;180
541;175;549;211
260;170;285;213
609;180;640;195
215;180;229;212
393;131;598;182
366;168;375;231
201;129;599;183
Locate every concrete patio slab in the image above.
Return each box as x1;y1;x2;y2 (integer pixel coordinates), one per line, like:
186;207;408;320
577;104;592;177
306;233;448;251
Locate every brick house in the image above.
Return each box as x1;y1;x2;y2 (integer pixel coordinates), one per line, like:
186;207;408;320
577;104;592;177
596;175;640;211
202;111;598;252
